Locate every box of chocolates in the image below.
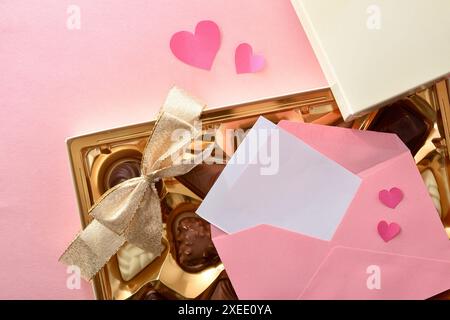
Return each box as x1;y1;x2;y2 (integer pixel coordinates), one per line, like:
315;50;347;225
64;81;450;299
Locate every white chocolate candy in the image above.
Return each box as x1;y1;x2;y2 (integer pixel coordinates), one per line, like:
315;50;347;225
117;243;162;281
421;169;442;218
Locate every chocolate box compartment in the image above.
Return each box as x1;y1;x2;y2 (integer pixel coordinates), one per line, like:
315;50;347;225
66;83;450;299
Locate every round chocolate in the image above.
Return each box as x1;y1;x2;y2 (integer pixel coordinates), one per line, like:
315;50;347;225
175;215;219;272
105;159;141;189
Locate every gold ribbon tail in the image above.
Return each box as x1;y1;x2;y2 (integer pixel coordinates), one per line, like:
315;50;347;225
60;220;126;280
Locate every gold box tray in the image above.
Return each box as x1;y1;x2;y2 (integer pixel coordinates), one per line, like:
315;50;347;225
66;82;450;300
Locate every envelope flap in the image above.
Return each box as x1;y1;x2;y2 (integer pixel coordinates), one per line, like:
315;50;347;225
300;246;450;300
329;151;450;261
279;120;409;175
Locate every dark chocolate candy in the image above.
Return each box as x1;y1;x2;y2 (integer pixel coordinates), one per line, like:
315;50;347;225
368;100;432;155
175;215;219;273
176;164;225;198
106;159;141;189
130;283;168;300
159;197;171;222
142;288;166;300
198;271;238;300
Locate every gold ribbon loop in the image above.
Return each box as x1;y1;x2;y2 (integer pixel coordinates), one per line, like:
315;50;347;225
60;87;211;280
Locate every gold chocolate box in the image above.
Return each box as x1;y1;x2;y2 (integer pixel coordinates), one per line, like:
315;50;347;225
67;81;450;300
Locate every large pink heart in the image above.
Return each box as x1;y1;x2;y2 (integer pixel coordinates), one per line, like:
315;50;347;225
377;221;401;242
235;43;265;74
170;20;221;70
378;187;403;209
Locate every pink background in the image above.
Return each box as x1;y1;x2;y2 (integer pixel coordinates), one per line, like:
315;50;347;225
0;0;325;299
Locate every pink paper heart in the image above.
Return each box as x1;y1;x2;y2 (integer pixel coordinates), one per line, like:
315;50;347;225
170;20;221;70
235;43;265;74
378;187;403;209
377;221;401;242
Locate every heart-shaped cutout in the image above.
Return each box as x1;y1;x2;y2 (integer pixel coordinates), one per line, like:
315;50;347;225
379;187;403;209
235;43;265;74
377;221;401;242
170;20;221;70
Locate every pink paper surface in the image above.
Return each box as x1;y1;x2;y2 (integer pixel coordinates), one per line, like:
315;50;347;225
212;122;450;299
0;1;326;299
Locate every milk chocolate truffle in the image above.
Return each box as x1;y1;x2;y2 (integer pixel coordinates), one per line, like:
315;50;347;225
175;215;219;272
176;164;225;198
368;100;432;155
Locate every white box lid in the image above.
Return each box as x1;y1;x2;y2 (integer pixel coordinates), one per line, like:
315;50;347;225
291;0;450;120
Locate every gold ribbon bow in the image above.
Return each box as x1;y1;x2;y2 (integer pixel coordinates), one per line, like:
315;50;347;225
60;87;213;280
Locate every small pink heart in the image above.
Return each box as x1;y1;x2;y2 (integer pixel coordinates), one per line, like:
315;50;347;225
170;20;221;70
377;221;401;242
378;187;403;209
235;43;265;74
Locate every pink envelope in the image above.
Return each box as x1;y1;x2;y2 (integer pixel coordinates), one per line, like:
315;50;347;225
211;121;450;300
